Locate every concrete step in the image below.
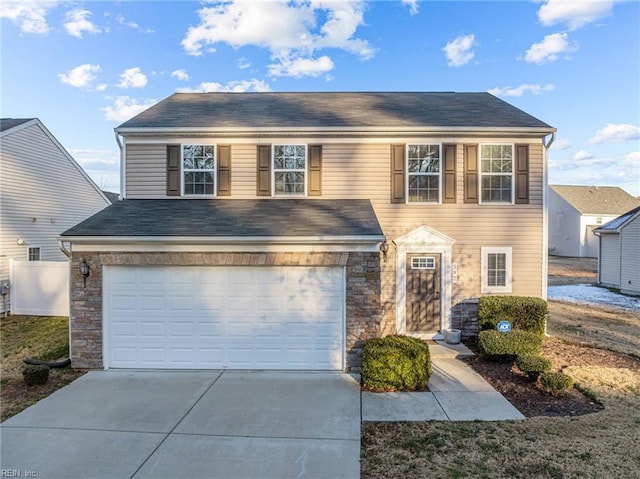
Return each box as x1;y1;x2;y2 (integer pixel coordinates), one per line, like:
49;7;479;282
429;340;474;359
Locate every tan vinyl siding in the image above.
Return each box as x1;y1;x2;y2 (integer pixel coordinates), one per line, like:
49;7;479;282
125;144;167;198
0;121;110;312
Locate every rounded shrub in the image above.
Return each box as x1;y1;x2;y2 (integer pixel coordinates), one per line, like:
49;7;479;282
515;354;553;380
361;335;431;391
538;371;574;397
477;296;547;339
478;330;542;363
22;364;50;386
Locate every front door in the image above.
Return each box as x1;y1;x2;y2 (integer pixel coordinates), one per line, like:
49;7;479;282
406;253;441;333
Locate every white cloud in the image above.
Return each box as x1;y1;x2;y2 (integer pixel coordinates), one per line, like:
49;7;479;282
550;138;572;151
171;69;190;82
537;0;618;31
402;0;419;15
237;57;251;69
269;55;334;78
488;83;555;97
58;64;101;88
0;0;56;34
525;33;577;64
117;67;148;89
442;34;476;67
64;8;101;38
589;123;640;144
181;0;374;78
574;150;594;161
102;96;156;122
115;14;153;33
176;79;272;93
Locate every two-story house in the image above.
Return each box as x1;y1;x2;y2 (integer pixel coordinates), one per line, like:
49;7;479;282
61;92;556;371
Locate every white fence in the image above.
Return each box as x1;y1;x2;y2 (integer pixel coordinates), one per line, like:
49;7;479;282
9;260;69;316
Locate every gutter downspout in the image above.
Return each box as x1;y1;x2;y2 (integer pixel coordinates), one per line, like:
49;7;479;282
114;130;124;200
542;132;556;303
58;240;71;258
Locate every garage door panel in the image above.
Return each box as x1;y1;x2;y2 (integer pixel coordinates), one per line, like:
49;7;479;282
106;265;344;370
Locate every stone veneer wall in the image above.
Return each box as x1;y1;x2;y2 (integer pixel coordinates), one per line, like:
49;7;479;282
69;251;381;371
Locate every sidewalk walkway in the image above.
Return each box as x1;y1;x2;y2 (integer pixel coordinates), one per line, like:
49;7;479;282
361;341;524;422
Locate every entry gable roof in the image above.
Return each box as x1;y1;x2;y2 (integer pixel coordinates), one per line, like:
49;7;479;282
61;199;384;240
116;92;554;132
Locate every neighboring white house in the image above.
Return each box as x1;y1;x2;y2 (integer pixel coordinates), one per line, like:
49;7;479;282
594;206;640;296
548;185;640;258
0;118;111;314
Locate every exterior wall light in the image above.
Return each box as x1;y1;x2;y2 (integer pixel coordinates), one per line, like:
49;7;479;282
79;258;91;287
380;240;389;257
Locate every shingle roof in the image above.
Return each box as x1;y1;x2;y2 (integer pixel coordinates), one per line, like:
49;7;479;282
0;118;34;133
116;92;554;131
61;199;384;238
595;205;640;233
550;185;640;215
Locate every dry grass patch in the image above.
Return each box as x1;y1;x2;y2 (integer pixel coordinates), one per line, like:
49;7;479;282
1;315;84;422
362;365;640;479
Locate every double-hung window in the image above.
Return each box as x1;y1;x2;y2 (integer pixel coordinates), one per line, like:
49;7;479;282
480;144;513;204
273;145;306;196
183;144;216;195
28;247;41;261
481;247;512;293
407;144;440;203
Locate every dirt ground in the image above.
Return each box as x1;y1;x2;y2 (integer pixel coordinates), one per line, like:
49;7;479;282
547;256;640;357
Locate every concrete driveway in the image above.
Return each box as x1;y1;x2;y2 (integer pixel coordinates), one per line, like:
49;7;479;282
1;370;360;479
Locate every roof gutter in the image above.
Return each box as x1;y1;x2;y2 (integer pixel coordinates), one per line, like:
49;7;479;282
115;125;557;136
59;235;386;245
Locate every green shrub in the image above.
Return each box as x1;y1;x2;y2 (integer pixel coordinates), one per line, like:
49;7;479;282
538;372;574;396
515;355;553;380
361;335;431;391
22;364;50;386
478;330;542;362
478;296;547;338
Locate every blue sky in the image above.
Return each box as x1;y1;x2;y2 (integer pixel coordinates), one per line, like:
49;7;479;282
2;0;639;196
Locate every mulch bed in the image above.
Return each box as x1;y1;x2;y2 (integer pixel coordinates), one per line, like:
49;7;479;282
463;338;640;418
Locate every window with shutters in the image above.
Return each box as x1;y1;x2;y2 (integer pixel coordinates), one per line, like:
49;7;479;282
273;144;306;196
481;247;512;293
182;144;216;195
407;144;441;203
480;144;513;204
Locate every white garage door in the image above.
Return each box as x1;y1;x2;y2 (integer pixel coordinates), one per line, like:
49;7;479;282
104;265;345;370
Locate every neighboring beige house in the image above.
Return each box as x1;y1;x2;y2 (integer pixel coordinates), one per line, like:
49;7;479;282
0;118;111;313
548;185;640;258
594;206;640;296
60;92;556;371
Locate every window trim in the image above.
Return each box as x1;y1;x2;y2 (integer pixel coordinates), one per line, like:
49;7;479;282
481;247;512;294
181;143;217;197
406;143;442;204
27;246;41;261
478;143;514;205
272;144;308;197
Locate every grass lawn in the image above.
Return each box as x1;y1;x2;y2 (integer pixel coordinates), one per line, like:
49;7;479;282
0;315;85;422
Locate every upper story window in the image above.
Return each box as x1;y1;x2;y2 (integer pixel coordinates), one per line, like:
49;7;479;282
273;145;306;196
407;144;441;203
28;247;40;261
480;144;513;204
183;144;216;195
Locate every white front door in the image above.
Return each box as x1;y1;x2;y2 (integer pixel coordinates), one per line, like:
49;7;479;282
104;265;345;370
